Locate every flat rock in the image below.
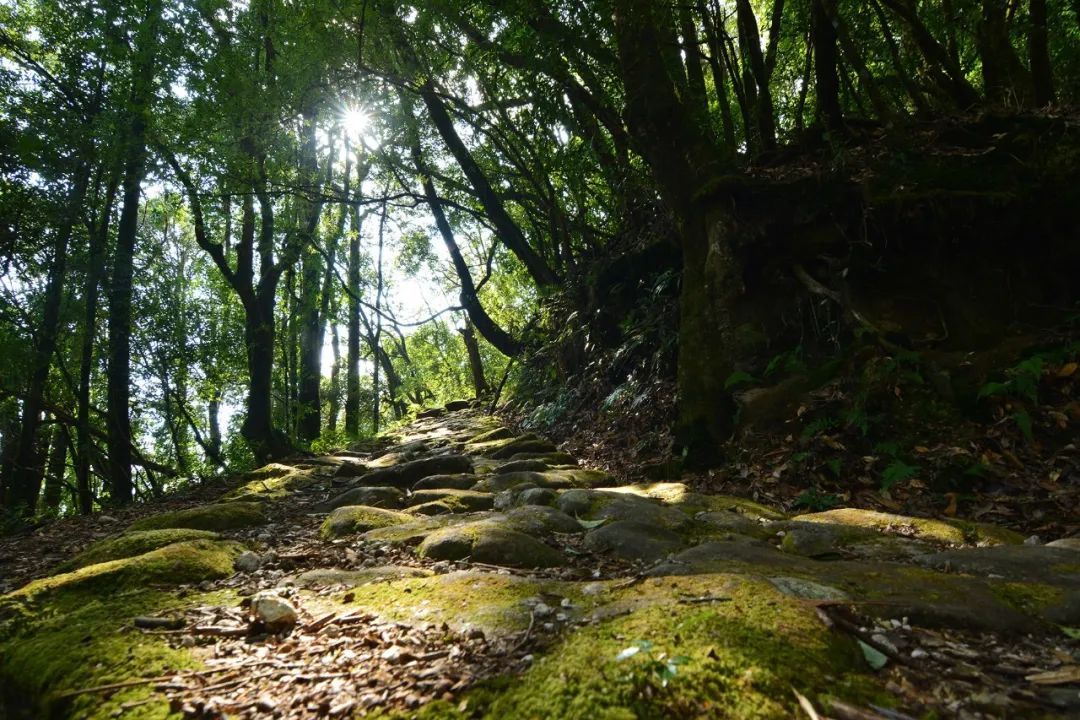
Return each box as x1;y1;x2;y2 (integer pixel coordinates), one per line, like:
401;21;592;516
916;545;1080;588
417;522;565;568
407;489;494;512
584;521;685;562
320;505;414;538
316;486;405;512
474;469;612;493
286;565;432;588
792;507;1023;546
128;502;267;532
1047;537;1080;551
503;505;583;536
493;459;550;474
359;454;474;489
412;473;480;490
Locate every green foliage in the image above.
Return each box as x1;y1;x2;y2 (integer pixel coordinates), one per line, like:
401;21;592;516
880;460;919;491
614;640;692;692
793;489;841;512
724;371;757;390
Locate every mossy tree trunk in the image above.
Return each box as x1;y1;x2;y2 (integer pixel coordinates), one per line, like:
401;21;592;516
613;0;755;466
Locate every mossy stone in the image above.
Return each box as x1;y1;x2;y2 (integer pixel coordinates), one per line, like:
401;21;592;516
584;521;686;562
286;566;433;589
8;540;244;599
417;522;565;568
408;489;494;512
317;486;406;512
320;505;414;538
58;529;219;572
128;501;267;532
792;507;1022;546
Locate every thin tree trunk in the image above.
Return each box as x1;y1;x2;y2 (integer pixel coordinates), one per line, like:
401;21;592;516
107;0;162;505
461;319;490;399
736;0;777;150
419;83;558;288
42;423;67;514
346;201;364;437
812;0;844;131
8;166;88;514
1028;0;1054;106
697;0;737;152
372;203;386;433
977;0;1032;104
76;171;117;515
412;143;522;357
328;317;341;433
678;4;711;124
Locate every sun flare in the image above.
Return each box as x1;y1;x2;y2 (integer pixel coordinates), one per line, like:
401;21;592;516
342;106;369;139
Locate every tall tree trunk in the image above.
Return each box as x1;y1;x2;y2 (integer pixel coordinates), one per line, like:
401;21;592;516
411;143;522;357
461;319;490;399
1028;0;1054;106
77;171;117;514
977;0;1032;104
419;83;558;288
296;109;326;443
207;391;222;459
878;0;981;107
8;166;88;514
346;201;364;438
812;0;844;131
613;1;747;467
372;203;386;434
42;423;67;514
735;0;777;150
678;4;711;124
106;0;162;505
697;0;737;152
328;318;341;433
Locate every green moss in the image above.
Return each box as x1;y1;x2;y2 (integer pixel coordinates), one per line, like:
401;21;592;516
57;529;220;572
128;502;267;532
0;586;239;719
792;508;1019;546
395;574;880;719
989;581;1064;614
361;513;479;545
467;427;514;444
407;489;494;513
320;505;414;539
222;469;317;502
9;540;243;600
318;571;585;635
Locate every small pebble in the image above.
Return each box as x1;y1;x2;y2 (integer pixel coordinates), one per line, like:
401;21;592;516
180;635;196;648
560;598;572;607
911;648;928;659
233;551;262;573
555;613;567;622
1024;535;1042;546
533;603;552;618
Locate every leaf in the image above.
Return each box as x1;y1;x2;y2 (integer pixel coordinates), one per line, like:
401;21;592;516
1061;627;1080;640
615;646;640;661
881;460;919;490
1058;362;1078;378
724;370;756;389
977;381;1010;400
1012;410;1034;443
857;639;888;670
576;517;608;529
1026;666;1080;685
792;689;821;720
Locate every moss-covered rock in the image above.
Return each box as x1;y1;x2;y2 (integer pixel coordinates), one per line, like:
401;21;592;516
467;427;514;444
222;468;319;502
286;565;433;589
361;454;474;489
408;489;494;513
320;505;414;538
554;490;691;530
58;529;220;572
792;508;1023;546
8;540;243;600
584;521;686;562
473;468;612;493
128;501;267;532
317;485;406;512
417;522;566;568
412;473;481;490
421;574;877;719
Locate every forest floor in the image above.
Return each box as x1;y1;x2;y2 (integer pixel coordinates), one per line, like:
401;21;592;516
1;406;1079;719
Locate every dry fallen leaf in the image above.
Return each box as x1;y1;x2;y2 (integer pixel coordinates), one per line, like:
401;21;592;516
1025;666;1080;685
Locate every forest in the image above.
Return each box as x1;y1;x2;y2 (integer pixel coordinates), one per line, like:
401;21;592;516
1;0;1079;718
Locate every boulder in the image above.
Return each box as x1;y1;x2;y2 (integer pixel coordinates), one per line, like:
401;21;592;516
417;522;565;568
584;521;685;562
408;488;494;512
412;473;480;490
128;502;266;532
316;486;405;512
361;454;474;489
320;506;413;539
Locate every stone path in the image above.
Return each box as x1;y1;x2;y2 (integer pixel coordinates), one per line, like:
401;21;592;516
2;407;1079;718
